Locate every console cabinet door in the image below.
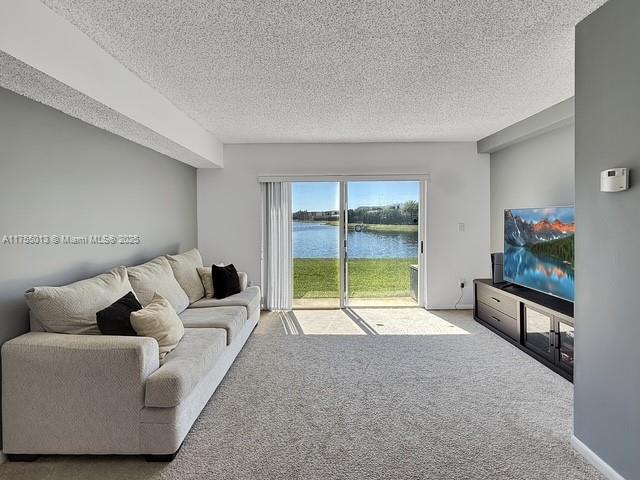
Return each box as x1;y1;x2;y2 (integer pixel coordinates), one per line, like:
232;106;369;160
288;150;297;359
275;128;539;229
555;319;575;374
523;305;555;361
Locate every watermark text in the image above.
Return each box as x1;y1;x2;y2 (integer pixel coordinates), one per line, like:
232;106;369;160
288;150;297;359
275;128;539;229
2;234;141;245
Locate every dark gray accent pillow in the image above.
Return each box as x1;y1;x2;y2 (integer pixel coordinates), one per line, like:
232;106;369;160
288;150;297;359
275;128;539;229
211;264;241;299
96;291;142;336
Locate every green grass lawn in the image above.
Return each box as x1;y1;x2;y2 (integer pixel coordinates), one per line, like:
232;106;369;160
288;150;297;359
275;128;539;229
321;221;418;233
293;258;417;298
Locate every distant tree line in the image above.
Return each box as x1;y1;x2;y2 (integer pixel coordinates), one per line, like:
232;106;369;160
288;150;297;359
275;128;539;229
531;235;575;264
293;201;419;225
292;210;338;221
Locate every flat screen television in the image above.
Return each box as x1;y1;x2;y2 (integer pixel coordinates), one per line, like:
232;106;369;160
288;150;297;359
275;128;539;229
504;206;575;302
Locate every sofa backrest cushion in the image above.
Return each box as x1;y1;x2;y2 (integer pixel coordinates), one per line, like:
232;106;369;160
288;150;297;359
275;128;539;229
29;310;46;332
165;249;205;304
127;256;189;313
25;266;133;335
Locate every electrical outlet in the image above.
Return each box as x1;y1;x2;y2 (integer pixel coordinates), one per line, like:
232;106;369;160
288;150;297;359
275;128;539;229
459;278;465;289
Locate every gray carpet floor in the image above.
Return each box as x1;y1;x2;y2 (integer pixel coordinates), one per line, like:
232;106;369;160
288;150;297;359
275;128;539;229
0;309;603;480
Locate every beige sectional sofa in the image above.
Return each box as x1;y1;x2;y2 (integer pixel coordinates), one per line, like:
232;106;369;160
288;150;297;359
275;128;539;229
1;249;260;461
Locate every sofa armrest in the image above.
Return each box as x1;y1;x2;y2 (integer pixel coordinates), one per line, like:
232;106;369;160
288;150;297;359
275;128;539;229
2;332;159;454
238;271;249;290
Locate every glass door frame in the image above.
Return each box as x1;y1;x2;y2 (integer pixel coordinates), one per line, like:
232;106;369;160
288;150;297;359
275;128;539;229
282;174;429;309
339;181;347;307
340;179;427;308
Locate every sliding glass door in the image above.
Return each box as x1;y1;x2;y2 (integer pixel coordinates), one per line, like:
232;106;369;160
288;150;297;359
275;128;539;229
345;181;421;307
291;178;425;308
292;182;341;309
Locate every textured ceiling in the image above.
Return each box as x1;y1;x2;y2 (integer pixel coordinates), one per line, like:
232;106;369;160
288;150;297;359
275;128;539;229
41;0;606;143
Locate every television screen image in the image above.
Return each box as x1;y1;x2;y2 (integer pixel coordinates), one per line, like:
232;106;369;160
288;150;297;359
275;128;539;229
504;206;575;302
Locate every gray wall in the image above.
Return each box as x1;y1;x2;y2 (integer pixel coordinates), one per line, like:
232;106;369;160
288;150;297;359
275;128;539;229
574;0;640;478
198;143;491;309
490;124;575;251
0;86;197;429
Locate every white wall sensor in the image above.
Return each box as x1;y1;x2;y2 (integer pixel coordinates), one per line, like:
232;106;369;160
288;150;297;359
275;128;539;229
600;168;629;192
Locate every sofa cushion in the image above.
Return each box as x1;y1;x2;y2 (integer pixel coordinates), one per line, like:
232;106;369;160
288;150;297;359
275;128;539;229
189;286;260;317
25;266;133;335
127;256;189;313
179;306;247;345
144;328;227;408
130;293;185;359
166;249;205;304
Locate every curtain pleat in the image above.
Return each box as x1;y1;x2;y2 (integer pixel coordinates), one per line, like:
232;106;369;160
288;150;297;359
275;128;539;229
261;182;292;310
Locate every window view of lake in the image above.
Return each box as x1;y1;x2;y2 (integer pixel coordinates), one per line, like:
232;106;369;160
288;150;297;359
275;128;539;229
291;180;421;306
293;222;418;259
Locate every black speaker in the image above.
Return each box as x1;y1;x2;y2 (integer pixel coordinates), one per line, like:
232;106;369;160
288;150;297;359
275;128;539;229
491;252;504;284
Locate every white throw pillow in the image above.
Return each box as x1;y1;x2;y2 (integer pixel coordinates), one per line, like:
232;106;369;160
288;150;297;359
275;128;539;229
165;249;205;304
196;267;215;298
127;256;189;313
25;266;133;335
238;272;248;291
130;293;184;359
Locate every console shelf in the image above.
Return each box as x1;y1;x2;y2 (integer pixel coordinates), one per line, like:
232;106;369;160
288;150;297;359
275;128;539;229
473;279;574;381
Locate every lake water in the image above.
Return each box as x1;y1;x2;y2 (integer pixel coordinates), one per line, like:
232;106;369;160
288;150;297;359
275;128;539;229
293;221;418;259
504;246;575;301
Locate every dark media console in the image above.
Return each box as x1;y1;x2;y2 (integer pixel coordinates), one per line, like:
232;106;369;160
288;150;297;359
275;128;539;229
473;279;574;381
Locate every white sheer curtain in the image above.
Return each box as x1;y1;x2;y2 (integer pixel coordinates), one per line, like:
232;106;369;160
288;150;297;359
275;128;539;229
261;182;292;310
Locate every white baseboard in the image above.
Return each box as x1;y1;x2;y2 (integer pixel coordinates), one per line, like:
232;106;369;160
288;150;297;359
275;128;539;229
571;435;626;480
426;304;473;310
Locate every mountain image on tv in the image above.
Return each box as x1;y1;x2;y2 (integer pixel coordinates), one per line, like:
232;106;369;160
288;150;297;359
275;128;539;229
504;207;575;302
